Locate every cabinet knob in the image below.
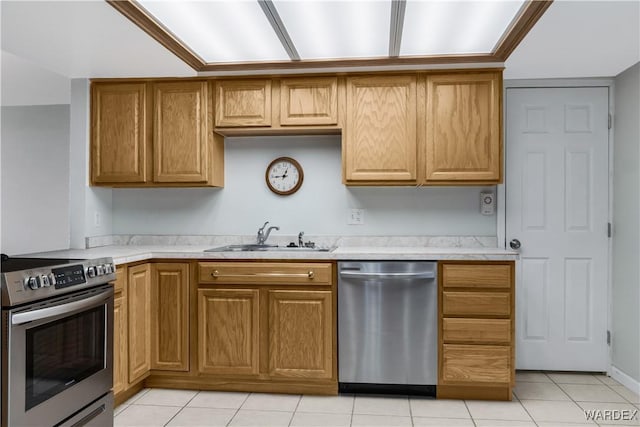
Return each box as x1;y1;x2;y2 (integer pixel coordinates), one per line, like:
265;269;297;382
308;271;314;279
211;270;219;278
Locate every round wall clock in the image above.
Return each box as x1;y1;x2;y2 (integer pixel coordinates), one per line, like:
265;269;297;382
265;157;304;196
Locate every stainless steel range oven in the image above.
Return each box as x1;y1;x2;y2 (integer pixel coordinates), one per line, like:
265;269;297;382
1;256;116;427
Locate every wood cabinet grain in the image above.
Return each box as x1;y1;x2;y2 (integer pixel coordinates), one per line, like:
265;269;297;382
128;263;151;383
442;344;511;383
268;290;333;379
199;262;333;286
215;79;271;127
344;75;417;183
198;288;260;376
425;73;501;183
151;263;190;371
153;82;209;183
280;77;338;126
91;82;148;184
438;261;515;400
113;290;128;395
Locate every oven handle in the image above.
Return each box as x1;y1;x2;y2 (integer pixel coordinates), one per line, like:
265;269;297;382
11;288;112;325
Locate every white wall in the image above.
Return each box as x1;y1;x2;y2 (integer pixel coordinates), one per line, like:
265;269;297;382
612;62;640;383
1;50;70;106
69;79;112;249
1;105;70;255
113;136;496;236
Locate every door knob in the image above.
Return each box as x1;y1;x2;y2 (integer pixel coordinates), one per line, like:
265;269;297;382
509;239;521;250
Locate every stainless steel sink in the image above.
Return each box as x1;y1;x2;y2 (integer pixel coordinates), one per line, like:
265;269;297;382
204;244;333;252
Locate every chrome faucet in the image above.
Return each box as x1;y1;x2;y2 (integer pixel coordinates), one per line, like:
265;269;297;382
257;221;279;245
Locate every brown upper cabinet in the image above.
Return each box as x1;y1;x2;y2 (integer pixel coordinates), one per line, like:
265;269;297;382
90;81;223;187
215;79;271;127
344;75;417;183
91;82;148;184
279;77;338;126
153;82;209;183
424;72;502;184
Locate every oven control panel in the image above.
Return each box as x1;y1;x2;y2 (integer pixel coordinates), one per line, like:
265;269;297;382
2;257;116;306
52;264;86;289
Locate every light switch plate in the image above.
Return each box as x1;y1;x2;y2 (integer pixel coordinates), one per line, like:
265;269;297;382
348;208;365;225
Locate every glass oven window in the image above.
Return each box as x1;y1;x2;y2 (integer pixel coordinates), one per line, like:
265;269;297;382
25;305;106;410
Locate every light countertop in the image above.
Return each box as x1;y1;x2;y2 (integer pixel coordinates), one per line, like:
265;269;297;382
24;244;518;264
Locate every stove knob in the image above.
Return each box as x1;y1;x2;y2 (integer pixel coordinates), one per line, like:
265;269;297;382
86;266;97;278
48;273;57;286
96;265;105;276
40;275;51;287
105;263;114;274
26;276;40;290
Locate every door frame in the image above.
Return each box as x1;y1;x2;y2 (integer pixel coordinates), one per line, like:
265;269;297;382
499;78;615;374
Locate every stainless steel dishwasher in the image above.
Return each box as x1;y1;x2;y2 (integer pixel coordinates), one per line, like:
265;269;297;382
338;261;437;395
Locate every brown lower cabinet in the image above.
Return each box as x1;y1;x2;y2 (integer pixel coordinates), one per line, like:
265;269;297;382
113;260;337;403
113;262;191;405
191;262;337;394
112;259;514;403
438;261;516;401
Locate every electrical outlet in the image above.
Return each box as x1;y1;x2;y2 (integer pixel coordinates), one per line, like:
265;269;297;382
348;208;365;225
94;212;101;227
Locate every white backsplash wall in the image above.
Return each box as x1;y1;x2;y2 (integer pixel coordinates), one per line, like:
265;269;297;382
112;135;497;236
1;105;71;255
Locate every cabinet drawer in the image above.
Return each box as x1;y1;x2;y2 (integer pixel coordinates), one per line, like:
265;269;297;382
443;292;510;316
442;264;511;289
441;344;510;384
199;262;333;286
443;318;511;344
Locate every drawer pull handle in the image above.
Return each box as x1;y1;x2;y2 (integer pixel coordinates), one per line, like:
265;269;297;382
211;270;316;279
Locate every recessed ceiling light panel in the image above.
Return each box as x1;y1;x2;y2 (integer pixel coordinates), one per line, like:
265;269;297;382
273;0;391;60
137;0;290;63
401;0;526;56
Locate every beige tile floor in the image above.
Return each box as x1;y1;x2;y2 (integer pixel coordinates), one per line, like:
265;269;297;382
114;372;640;427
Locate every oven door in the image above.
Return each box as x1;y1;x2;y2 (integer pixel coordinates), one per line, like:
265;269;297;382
6;285;113;427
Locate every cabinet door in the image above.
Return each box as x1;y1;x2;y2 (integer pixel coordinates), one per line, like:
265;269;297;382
268;290;333;379
91;82;148;184
280;77;338;126
345;75;417;182
153;81;208;183
215;80;271;127
198;289;260;376
113;292;128;395
128;264;151;383
425;73;501;183
151;263;190;371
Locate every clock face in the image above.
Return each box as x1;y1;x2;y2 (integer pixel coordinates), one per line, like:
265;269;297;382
266;157;303;195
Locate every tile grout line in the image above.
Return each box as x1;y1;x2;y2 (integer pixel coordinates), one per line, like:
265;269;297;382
287;394;303;427
350;394;356;427
406;395;414;427
162;389;201;427
226;392;252;427
462;399;478;427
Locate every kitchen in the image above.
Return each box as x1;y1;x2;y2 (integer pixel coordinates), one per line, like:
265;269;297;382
1;0;639;426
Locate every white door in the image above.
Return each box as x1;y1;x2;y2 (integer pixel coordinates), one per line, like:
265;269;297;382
506;87;610;371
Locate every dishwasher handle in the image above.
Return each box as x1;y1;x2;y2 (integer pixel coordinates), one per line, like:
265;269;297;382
339;271;436;280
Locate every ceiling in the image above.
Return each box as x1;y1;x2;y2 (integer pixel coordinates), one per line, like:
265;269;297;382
1;1;639;106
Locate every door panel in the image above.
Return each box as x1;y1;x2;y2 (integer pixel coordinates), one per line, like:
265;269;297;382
151;263;189;371
128;264;151;383
267;290;333;379
506;87;609;371
198;289;260;376
153;81;208;182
